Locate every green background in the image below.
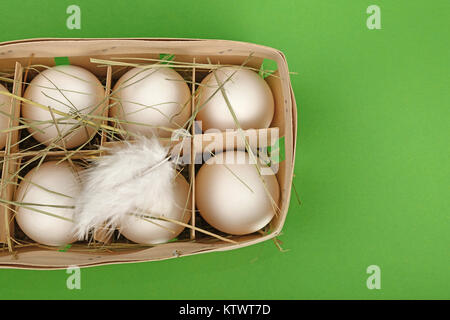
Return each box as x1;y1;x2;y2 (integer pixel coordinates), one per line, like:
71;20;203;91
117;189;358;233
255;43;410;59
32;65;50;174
0;0;448;299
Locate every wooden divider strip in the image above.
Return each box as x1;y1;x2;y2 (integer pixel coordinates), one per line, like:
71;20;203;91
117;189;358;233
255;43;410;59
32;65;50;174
190;58;196;240
0;62;23;248
193;127;279;156
100;65;112;146
94;65;113;243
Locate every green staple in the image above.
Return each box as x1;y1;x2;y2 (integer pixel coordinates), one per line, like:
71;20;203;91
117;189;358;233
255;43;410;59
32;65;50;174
159;53;175;66
267;136;286;164
54;56;70;66
58;244;72;252
259;58;278;79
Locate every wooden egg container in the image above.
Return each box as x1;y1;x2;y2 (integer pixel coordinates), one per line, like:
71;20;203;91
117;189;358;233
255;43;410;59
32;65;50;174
0;38;297;269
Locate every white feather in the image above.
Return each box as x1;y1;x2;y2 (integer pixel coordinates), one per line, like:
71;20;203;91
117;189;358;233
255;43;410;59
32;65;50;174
72;136;175;240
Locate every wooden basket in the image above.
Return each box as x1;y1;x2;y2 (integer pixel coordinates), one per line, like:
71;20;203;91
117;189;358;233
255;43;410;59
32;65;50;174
0;38;297;269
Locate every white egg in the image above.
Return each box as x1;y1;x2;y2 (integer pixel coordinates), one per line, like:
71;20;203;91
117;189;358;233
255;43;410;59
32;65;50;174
15;161;81;246
195;150;279;235
119;174;191;244
22;65;105;149
0;83;10;149
196;67;275;131
111;67;191;138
